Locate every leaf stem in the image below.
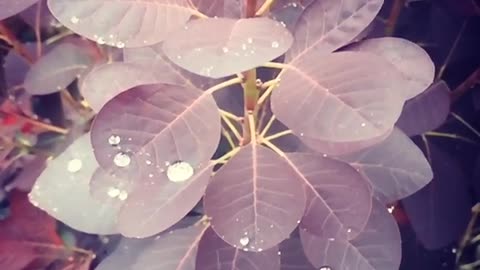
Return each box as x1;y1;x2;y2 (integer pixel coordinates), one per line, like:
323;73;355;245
437;20;467;80
260;138;286;157
450;112;480;138
34;1;43;57
385;0;405;36
256;0;277;16
213;147;240;164
450;67;480;103
0;111;68;135
246;0;258;17
219;109;242;122
248;112;256;142
241;69;259;145
206;77;243;95
259;115;276;138
263;130;293;142
262;62;290;70
457;203;480;265
221;127;236;149
424;131;478;145
221;114;242;142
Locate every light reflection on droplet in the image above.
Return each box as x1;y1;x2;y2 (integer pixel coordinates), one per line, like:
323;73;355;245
108;135;121;146
271;41;279;48
167;161;194;183
239;236;250;246
361;122;366;127
387;205;395;213
247;37;253;44
320;266;332;270
107;187;121;198
116;41;125;48
70;16;79;24
97;37;106;45
67;159;82;173
222;47;229;53
118;190;128;201
114;152;131;167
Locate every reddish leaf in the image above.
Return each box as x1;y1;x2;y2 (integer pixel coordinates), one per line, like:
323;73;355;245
163;17;293;78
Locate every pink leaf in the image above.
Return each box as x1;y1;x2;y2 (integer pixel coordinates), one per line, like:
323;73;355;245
47;0;195;48
339;128;433;203
189;0;224;17
300;200;401;270
271;51;405;143
196;227;280;270
28;133;121;235
24;43;94;95
395;80;451;136
117;164;213;238
287;0;384;61
80;62;160;112
90;83;221;185
162;17;293;78
204;144;306;252
349;37;435;99
284;153;372;239
0;0;38;20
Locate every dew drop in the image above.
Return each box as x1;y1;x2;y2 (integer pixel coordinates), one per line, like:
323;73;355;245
239;236;250;246
70;16;79;24
247;37;253;44
148;173;154;178
258;248;263;252
361;122;366;127
320;266;332;270
271;41;280;48
241;43;247;50
108;135;121;146
118;190;129;201
300;133;304;137
107;187;121;198
222;47;229;53
52;207;58;212
146;160;152;165
116;41;125;49
328;238;335;241
452;248;457;254
347;228;352;233
97;37;106;45
269;224;274;228
277;251;281;255
67;159;82;173
114;152;131;167
167;161;194;183
387;205;395;213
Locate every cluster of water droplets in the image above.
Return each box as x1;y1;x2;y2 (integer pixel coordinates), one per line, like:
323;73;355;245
71;15;129;49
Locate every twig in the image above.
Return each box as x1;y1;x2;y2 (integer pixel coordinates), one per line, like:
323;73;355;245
451;112;480;138
246;0;258;17
424;131;478;145
263;130;293;142
256;0;277;16
259;115;276;138
220;114;242;142
437;20;468;80
221;127;236;149
206;77;243;95
457;203;480;265
0;110;68;135
385;0;406;36
450;67;480;103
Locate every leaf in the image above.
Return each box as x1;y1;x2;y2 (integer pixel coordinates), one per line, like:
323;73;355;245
117;164;213;238
23;43;94;95
0;0;38;20
162;17;293;78
300;200;402;270
204;144;306;251
402;141;471;249
283;153;372;240
287;0;384;61
189;0;224;17
28;133;121;235
90;83;221;184
395;80;451;136
81;62;160;112
269;0;316;31
4;43;36;89
196;227;281;270
271;51;406;143
279;236;315;270
96;219;205;270
339;128;433;203
47;0;195;48
349;37;435;100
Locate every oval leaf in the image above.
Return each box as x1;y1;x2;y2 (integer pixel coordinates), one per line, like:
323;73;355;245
272;51;405;142
204;144;306;251
163;17;293;78
0;0;38;20
395;80;451;136
300;200;401;270
196;227;280;270
349;37;435;100
47;0;194;48
279;236;316;270
81;62;160;112
284;153;372;239
287;0;384;61
117;164;213;238
28;133;120;235
24;43;93;95
339;128;433;203
90;83;221;182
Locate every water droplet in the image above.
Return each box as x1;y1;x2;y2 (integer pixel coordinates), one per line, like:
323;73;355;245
347;228;352;233
108;135;121;146
67;159;82;173
258;248;263;252
116;41;125;49
52;207;58;212
452;248;457;254
328;238;335;241
270;224;274;228
300;133;304;136
247;37;253;44
146;160;152;165
387;205;395;213
97;37;106;45
277;251;281;255
322;154;328;157
70;16;79;24
320;266;332;270
241;43;247;50
271;41;279;48
222;47;229;53
148;173;154;178
239;236;250;246
243;248;249;251
361;122;366;127
107;187;121;198
114;152;131;167
118;190;128;201
176;55;182;60
167;161;194;183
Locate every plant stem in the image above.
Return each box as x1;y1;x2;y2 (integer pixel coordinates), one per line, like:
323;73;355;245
220;113;242;142
221;127;236;149
457;203;480;265
262;62;290;70
246;0;258;17
241;69;259;145
34;1;43;57
256;0;277;16
259;115;276;138
0;22;35;63
385;0;405;36
450;112;480;138
263;130;293;142
206;77;243;94
450;67;480;103
437;20;467;80
219;109;242;122
424;131;478;145
0;111;68;135
260;138;286;157
213;147;240;164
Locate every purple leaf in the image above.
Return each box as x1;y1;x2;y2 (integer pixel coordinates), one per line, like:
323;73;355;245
402;141;471;249
339;128;433;203
0;0;38;20
28;133;121;235
117;164;213;238
189;0;224;17
90;83;221;185
271;51;405;143
80;62;160;112
349;37;435;100
4;43;37;89
196;227;281;270
47;0;195;48
279;236;316;270
287;0;384;61
284;153;372;239
395;80;451;136
162;17;293;78
23;43;94;95
204;144;306;252
89;167;135;206
300;200;401;270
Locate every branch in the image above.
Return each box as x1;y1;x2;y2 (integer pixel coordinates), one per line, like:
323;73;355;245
385;0;406;36
450;67;480;103
256;0;276;16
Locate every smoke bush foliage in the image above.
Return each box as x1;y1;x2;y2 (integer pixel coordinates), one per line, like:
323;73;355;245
1;0;446;269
